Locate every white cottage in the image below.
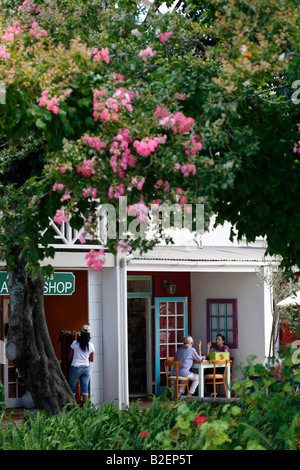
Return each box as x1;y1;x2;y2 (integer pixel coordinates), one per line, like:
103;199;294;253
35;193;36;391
0;219;276;409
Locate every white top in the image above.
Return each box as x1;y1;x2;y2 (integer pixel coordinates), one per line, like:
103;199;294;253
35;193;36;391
70;340;95;367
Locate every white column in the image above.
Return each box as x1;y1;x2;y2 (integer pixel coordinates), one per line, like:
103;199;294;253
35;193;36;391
101;257;129;409
118;256;129;409
88;270;104;406
263;266;274;358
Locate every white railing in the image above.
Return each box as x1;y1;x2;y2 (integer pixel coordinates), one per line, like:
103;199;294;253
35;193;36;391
45;218;106;250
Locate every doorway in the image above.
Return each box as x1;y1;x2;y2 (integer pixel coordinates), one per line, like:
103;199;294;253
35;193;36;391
127;297;151;396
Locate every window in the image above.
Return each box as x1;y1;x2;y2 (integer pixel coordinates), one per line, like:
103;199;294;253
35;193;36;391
206;299;238;348
127;276;152;298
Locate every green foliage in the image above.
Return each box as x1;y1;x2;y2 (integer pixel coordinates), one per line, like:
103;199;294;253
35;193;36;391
0;0;299;273
188;0;300;274
1;353;299;450
0;381;5;414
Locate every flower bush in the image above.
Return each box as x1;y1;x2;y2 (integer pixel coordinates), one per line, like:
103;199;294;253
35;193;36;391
1;354;299;450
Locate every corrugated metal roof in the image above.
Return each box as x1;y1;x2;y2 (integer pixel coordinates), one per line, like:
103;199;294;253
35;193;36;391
131;246;275;263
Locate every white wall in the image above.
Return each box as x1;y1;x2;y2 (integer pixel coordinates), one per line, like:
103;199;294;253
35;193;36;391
191;271;268;376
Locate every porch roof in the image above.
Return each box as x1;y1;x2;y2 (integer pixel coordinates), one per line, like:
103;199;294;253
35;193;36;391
130;245;276;266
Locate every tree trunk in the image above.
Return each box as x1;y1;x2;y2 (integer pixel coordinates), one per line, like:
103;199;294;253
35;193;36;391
5;264;74;414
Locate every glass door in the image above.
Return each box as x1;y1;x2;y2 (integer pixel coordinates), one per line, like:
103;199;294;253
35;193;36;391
155;297;188;394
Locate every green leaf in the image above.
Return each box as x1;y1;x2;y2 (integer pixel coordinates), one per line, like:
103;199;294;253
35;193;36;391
35;118;47;129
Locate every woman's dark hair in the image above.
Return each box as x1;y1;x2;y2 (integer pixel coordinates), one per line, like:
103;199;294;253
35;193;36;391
77;332;90;351
217;333;226;343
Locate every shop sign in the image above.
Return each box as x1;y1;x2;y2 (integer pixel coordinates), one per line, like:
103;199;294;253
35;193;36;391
0;272;75;296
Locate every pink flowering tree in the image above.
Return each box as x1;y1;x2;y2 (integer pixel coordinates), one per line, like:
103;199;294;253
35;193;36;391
0;0;209;413
1;0;298;413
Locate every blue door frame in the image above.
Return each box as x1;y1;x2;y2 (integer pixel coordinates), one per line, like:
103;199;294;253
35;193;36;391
155;297;188;395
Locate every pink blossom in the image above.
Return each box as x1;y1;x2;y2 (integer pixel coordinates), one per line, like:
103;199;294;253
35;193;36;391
154;180;169;192
184;135;203;155
133;135;166;157
159;31;172;45
2;24;22;42
0;46;11;59
177;93;186;100
136;178;145;190
47;102;59;114
109;129;134;174
93;88;133;123
82;135;106;152
139;47;156;61
76;158;96;177
39;91;59;114
85;249;105;271
53;209;70;225
92;47;110;63
52;183;64;191
154;106;169;119
82;187;97;198
60;191;71;202
28;21;48;39
127;201;150;223
117;240;132;253
155;108;195;134
113;72;125;81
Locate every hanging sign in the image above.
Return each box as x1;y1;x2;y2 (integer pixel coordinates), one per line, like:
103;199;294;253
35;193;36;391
0;272;75;296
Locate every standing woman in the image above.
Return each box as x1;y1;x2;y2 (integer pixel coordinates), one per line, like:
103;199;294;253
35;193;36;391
68;325;95;406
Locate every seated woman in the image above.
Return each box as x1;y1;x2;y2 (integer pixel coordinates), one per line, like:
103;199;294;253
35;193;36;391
206;333;230;396
207;333;230;356
172;335;203;396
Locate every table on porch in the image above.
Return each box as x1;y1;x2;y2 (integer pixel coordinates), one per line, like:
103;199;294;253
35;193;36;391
192;360;231;398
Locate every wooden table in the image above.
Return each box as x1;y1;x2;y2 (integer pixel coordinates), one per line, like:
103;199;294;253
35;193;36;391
192;360;231;398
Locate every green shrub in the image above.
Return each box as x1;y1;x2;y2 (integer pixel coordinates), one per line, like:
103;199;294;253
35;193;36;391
0;380;5;414
0;353;299;450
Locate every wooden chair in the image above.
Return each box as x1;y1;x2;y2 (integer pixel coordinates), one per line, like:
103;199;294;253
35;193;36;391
230;357;234;382
204;360;228;398
230;357;235;396
164;360;190;399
